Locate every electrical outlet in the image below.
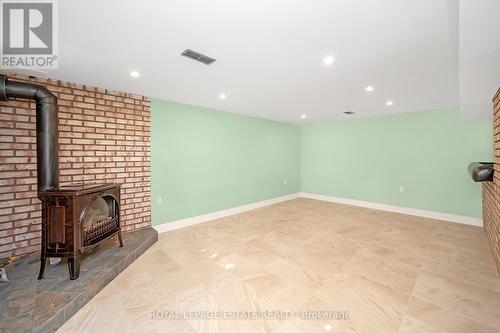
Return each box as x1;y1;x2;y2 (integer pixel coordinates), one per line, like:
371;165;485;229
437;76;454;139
157;196;163;205
283;179;287;185
399;185;405;193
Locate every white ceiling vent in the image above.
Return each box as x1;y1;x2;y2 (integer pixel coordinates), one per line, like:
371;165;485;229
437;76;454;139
181;49;216;65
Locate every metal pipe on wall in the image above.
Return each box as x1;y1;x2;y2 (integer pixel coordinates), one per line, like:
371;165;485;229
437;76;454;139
0;74;59;192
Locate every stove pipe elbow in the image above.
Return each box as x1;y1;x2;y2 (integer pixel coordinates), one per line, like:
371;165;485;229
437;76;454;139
0;74;59;192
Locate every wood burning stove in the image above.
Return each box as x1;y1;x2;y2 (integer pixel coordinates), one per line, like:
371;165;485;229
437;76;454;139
0;75;123;280
39;183;123;280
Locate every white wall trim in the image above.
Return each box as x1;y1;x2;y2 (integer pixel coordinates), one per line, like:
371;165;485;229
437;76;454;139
153;193;300;233
153;191;483;234
300;192;483;227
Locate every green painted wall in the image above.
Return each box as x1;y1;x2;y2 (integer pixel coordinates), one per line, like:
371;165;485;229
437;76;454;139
151;99;300;225
152;102;491;224
300;108;492;218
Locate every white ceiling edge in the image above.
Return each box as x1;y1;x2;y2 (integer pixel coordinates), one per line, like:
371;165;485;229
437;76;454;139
459;51;500;120
4;0;499;124
459;0;500;120
46;0;463;124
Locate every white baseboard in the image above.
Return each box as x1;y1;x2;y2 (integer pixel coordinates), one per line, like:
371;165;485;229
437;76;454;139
153;191;483;234
300;192;483;227
153;193;300;233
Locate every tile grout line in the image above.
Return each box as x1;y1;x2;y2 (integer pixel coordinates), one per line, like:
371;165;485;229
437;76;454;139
331;218;414;333
404;225;500;332
340;212;389;270
406;219;500;331
396;221;439;333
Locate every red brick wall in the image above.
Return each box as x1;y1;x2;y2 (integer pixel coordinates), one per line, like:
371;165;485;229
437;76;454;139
483;88;500;273
0;72;151;259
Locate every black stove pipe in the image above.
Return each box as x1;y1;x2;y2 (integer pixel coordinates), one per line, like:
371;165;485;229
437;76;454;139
468;162;494;182
0;74;59;192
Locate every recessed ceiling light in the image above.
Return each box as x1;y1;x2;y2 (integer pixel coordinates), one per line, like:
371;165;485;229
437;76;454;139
365;86;374;92
219;93;227;100
344;111;355;115
323;55;334;66
386;100;393;106
129;70;140;78
301;114;307;119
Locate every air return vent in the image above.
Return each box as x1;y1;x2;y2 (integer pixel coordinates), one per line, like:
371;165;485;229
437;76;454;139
181;49;216;65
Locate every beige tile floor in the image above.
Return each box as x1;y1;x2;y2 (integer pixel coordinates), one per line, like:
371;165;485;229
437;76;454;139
57;198;500;333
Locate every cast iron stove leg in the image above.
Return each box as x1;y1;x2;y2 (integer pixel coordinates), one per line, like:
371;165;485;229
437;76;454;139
37;256;47;280
118;230;123;247
68;256;80;280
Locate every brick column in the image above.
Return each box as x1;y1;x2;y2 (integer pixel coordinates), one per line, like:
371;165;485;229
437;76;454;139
483;88;500;272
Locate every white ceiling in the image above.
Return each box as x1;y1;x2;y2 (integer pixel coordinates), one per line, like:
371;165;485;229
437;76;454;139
22;0;496;123
459;0;500;120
